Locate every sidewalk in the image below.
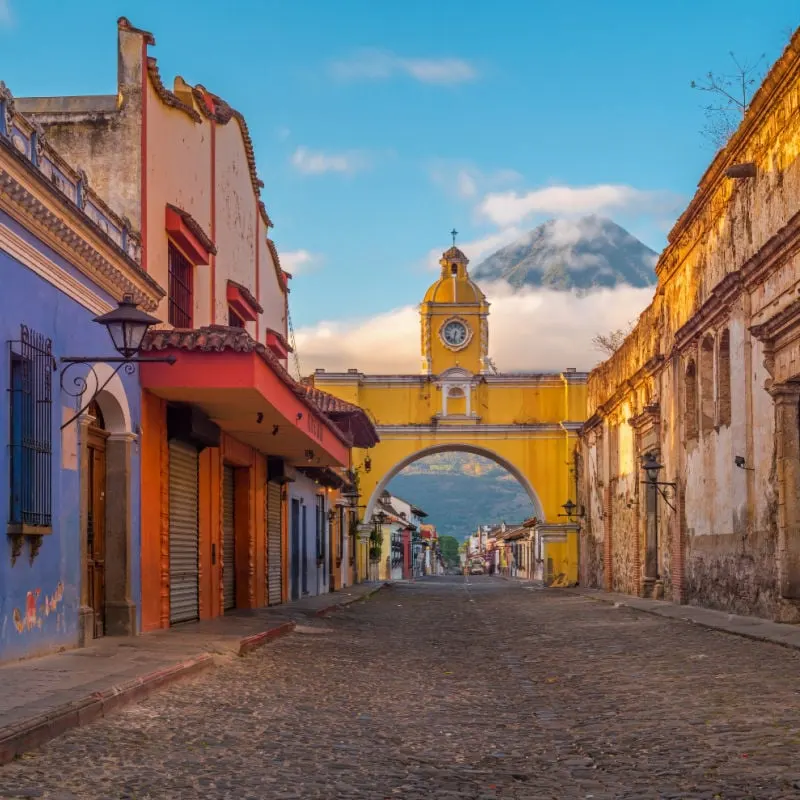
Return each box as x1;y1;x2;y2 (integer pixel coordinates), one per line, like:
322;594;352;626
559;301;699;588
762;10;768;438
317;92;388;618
572;587;800;650
0;582;387;764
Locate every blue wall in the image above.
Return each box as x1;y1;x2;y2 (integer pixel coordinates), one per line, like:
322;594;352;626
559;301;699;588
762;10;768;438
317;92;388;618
0;209;142;661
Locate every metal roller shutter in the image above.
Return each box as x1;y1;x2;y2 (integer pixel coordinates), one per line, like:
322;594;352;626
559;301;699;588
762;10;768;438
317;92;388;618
168;440;199;625
267;482;282;605
223;465;236;611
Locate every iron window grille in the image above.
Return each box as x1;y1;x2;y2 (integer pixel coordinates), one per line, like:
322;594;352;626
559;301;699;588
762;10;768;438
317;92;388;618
168;242;193;328
228;308;246;329
391;531;403;567
8;325;54;534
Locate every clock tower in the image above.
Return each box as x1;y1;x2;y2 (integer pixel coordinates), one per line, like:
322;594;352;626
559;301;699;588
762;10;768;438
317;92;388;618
420;242;490;376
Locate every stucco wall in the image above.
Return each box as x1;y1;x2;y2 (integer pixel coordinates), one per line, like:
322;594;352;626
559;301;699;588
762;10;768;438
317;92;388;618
0;211;141;660
287;469;329;597
213;119;257;329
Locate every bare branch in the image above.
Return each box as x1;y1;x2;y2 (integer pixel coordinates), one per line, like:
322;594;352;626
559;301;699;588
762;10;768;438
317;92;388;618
691;52;765;149
592;320;636;356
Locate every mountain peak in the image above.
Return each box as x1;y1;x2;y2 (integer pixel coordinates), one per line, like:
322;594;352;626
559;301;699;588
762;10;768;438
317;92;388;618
471;216;658;291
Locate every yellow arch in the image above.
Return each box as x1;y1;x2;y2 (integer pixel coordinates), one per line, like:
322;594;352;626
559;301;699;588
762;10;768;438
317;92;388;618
364;442;544;522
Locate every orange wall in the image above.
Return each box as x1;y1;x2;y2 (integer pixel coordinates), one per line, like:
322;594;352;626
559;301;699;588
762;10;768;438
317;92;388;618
140;392;167;632
199;447;222;620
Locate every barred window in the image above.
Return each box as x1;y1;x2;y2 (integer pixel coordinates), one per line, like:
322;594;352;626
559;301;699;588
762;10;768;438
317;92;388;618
228;308;245;329
168;242;193;328
8;325;53;533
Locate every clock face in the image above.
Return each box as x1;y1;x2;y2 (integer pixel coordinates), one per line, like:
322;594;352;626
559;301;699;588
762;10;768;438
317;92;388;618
442;320;468;347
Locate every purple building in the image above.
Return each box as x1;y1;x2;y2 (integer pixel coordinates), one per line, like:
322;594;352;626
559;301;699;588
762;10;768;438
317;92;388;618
0;83;164;661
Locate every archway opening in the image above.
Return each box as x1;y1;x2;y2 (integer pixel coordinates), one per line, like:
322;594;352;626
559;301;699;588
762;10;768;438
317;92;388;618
366;444;542;575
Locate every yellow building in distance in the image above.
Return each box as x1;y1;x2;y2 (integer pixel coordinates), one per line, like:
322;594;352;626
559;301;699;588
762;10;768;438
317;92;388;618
310;240;588;577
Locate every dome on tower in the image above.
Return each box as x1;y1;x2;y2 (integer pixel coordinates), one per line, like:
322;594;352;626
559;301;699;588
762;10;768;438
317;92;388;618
442;246;469;264
422;242;486;304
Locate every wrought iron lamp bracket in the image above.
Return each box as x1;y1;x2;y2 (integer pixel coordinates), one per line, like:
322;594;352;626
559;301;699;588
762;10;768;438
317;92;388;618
639;480;677;512
59;355;176;430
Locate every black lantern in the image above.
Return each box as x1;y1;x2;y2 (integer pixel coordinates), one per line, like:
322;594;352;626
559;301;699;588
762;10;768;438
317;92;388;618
562;499;576;517
59;294;174;430
374;510;388;526
93;294;161;359
364;454;372;473
641;452;663;484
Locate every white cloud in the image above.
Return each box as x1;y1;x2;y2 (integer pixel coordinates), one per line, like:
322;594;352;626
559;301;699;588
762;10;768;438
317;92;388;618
280;250;322;276
295;282;653;374
429;161;522;200
457;170;478;199
478;184;682;227
0;0;12;26
276;126;291;141
331;49;478;85
291;146;369;175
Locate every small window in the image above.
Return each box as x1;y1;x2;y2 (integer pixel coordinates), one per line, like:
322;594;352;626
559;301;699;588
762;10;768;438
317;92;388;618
700;335;715;433
8;325;53;533
228;308;245;329
685;358;698;441
718;329;731;427
168;242;193;328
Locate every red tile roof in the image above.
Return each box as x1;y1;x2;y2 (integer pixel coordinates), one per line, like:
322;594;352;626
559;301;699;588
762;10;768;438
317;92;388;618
299;385;380;449
141;325;353;446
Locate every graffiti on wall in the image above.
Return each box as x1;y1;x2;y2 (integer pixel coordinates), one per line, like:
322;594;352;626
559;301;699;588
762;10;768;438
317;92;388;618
12;582;65;633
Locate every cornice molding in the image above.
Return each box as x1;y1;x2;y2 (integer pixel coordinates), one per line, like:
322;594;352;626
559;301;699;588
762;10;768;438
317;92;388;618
0;222;111;315
376;422;580;436
0;170;162;310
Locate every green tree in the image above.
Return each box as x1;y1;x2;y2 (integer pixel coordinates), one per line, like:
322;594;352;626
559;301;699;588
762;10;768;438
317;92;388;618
438;535;461;567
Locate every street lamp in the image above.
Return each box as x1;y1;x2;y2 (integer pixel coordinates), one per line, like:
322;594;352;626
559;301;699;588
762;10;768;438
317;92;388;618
639;452;676;510
60;293;175;429
558;499;584;520
93;294;161;358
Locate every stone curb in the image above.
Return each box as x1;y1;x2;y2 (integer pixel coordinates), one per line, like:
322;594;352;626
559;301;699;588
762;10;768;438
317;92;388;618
570;589;800;653
314;582;390;618
239;620;296;655
0;653;213;766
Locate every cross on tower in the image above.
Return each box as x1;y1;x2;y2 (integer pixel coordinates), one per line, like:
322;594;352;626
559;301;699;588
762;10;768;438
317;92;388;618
450;228;458;246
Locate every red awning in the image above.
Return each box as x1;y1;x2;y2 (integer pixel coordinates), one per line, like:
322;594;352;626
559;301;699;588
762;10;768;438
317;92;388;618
140;325;350;467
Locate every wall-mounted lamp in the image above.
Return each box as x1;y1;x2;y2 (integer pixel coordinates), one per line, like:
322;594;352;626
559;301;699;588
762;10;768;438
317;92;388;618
725;162;757;180
296;412;303;421
304;449;314;461
60;294;175;430
272;425;279;436
364;455;372;473
735;455;755;471
558;499;585;520
256;412;264;424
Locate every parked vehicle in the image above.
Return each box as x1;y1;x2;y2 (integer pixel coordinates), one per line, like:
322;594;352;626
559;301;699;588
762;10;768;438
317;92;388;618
468;558;485;576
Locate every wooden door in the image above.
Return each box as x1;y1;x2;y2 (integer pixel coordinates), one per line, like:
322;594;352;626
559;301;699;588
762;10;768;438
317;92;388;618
87;424;108;638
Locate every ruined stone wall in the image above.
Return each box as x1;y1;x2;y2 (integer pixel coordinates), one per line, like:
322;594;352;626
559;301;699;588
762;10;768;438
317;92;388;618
579;30;800;619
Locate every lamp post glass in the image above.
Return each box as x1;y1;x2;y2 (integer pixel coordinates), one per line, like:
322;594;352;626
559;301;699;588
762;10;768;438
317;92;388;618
93;293;161;359
641;453;663;483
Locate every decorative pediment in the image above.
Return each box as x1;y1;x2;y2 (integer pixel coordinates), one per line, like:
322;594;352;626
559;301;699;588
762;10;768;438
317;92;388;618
436;366;474;382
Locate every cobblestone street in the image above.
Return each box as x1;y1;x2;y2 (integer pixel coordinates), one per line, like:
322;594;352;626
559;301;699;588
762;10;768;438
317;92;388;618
2;577;800;799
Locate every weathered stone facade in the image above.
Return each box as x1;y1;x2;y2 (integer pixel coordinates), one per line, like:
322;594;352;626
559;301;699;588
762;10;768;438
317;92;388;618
578;28;800;622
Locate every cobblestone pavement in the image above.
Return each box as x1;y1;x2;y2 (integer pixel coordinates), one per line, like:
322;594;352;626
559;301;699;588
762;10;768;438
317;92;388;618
2;577;800;799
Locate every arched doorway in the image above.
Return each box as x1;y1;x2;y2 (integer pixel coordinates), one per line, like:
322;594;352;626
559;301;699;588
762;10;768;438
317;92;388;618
78;363;136;642
86;400;108;638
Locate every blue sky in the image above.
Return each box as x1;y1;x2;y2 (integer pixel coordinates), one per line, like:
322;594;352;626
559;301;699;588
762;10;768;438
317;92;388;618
1;0;797;363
